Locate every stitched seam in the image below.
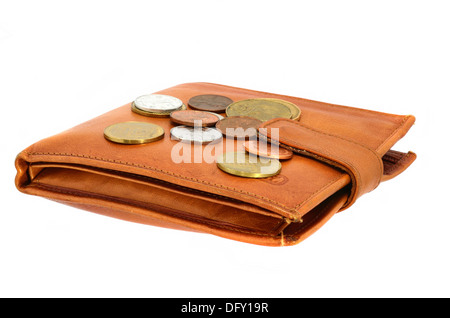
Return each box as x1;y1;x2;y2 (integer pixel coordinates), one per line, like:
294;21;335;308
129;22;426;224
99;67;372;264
25;152;289;208
24;151;308;214
80;165;249;205
24;150;346;216
76;165;282;220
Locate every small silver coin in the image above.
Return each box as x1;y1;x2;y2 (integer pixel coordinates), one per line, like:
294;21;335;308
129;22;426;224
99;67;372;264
170;126;223;144
134;94;183;113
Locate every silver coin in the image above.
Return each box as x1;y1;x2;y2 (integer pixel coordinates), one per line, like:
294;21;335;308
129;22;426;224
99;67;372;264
170;126;222;144
134;94;183;112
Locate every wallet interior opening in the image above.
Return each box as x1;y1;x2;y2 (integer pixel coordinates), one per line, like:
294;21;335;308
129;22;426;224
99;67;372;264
21;162;348;242
26;163;294;236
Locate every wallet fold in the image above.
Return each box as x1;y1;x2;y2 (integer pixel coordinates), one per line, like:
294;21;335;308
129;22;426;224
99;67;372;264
14;82;416;246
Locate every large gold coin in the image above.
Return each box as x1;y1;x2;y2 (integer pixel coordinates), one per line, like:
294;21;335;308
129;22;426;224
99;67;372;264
260;98;301;121
104;121;164;144
216;151;282;178
225;98;292;122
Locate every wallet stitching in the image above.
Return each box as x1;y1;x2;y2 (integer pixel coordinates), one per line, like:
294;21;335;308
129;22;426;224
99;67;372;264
31;181;282;238
89;165;248;205
59;164;284;223
24;150;338;215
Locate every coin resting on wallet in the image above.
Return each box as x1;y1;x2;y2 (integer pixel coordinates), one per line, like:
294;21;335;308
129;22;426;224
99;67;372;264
170;126;223;144
103;121;165;145
187;94;233;113
132;94;186;117
226;98;292;122
215;116;263;140
216;151;282;178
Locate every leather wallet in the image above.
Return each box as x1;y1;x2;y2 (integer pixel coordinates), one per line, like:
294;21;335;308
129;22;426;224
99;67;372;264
14;82;416;246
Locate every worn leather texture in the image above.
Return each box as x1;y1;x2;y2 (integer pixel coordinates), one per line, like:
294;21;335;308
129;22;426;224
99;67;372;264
14;82;416;246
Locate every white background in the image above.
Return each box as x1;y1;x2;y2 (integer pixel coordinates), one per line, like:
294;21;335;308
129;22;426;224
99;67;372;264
1;1;449;298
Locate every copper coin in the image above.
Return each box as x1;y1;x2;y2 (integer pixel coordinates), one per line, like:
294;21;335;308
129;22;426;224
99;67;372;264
244;140;293;160
215;116;263;139
170;110;219;127
188;94;233;113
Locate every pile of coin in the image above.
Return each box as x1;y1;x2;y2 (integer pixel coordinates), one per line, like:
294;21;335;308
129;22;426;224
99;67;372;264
169;94;227;145
103;92;301;178
131;94;186;117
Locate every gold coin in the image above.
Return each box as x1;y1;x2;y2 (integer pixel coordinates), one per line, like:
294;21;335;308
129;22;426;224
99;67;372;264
226;98;292;122
131;102;186;117
216;151;282;178
260;98;301;121
104;121;165;144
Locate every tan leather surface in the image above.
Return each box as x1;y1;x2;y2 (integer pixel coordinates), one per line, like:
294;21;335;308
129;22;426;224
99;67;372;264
14;82;416;246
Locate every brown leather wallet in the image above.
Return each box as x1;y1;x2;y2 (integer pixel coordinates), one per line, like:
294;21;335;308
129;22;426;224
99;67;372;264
14;82;416;246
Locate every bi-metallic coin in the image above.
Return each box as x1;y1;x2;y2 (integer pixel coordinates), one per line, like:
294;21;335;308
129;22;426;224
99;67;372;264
260;98;301;121
225;98;292;122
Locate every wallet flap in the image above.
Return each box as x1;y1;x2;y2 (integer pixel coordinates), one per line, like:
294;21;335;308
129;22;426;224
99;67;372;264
258;118;384;209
